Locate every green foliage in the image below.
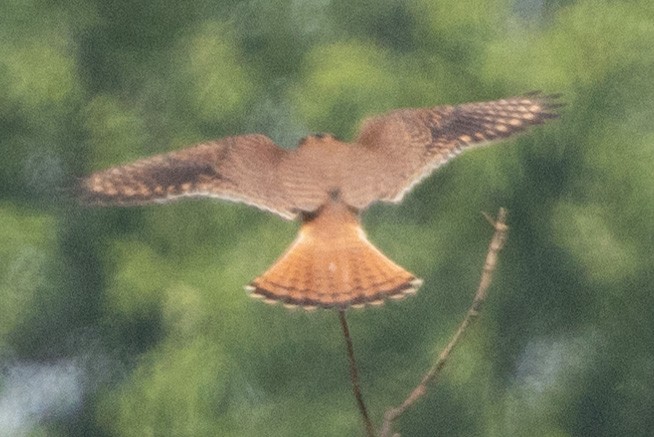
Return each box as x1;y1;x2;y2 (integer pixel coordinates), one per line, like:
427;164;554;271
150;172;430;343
173;21;258;126
0;206;55;346
2;0;654;436
98;338;230;436
293;41;399;137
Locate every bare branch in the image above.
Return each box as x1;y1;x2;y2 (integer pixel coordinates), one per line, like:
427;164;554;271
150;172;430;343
379;208;509;437
339;309;376;437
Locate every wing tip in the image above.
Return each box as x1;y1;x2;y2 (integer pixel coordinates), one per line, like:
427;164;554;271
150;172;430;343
522;90;565;118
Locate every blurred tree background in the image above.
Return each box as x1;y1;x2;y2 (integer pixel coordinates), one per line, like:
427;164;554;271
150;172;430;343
1;0;653;435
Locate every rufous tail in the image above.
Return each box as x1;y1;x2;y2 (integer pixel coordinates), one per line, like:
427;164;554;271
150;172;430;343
245;201;422;310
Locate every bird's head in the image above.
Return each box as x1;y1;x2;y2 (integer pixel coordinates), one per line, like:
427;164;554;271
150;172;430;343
298;132;339;149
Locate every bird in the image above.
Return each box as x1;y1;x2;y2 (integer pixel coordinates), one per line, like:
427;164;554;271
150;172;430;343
80;92;561;310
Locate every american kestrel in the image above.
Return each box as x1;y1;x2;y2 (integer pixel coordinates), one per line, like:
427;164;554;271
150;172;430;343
81;93;560;310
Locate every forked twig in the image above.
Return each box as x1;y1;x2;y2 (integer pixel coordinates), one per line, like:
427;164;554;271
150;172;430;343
379;208;509;437
339;309;376;437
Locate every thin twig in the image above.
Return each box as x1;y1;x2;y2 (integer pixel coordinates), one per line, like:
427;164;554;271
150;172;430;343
380;208;509;437
339;309;376;437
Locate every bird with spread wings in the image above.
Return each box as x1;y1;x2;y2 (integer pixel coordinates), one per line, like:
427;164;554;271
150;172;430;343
80;93;561;310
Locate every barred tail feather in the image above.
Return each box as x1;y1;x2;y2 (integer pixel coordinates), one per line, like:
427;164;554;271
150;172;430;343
246;205;421;310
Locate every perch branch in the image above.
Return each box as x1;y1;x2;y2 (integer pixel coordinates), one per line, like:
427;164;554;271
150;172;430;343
339;309;376;437
379;208;509;437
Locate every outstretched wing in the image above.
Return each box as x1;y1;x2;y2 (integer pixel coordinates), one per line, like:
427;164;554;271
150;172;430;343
79;134;297;219
347;93;561;208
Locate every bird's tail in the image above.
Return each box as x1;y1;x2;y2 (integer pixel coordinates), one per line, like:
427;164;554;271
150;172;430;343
246;202;422;310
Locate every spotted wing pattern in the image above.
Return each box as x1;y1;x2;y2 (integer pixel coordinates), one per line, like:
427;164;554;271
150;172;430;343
80;134;297;219
348;93;561;208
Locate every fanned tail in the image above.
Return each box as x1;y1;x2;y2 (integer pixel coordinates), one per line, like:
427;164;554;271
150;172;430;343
246;201;422;310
